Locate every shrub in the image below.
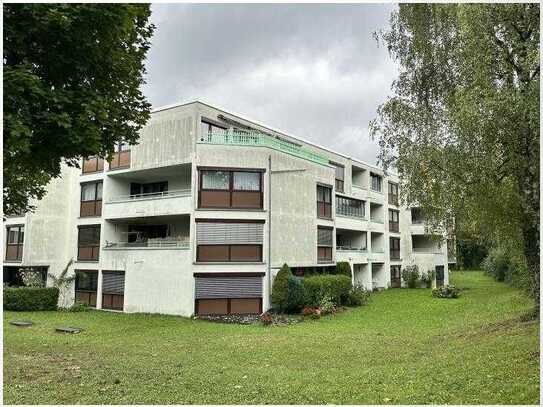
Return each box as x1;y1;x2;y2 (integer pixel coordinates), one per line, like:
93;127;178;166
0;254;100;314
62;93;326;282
319;295;336;315
260;312;273;326
401;265;420;288
271;263;292;312
420;269;436;288
482;248;509;281
335;262;352;276
60;302;91;312
482;248;530;291
302;274;352;307
302;307;321;319
286;276;304;313
3;287;59;311
346;285;371;306
432;285;460;299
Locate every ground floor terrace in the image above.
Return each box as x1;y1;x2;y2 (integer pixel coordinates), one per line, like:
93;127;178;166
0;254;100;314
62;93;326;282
3;272;539;405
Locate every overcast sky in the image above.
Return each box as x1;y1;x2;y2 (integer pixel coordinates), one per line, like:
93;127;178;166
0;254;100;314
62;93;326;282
143;3;399;165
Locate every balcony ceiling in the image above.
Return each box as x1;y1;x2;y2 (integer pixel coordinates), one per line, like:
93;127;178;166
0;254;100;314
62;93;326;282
108;163;191;181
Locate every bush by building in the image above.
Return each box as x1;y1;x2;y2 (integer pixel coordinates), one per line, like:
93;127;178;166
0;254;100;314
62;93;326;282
432;285;460;299
271;263;292;312
4;287;59;311
401;265;420;288
302;274;352;307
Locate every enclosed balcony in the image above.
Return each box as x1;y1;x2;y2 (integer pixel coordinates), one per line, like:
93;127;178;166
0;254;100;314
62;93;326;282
103;164;192;220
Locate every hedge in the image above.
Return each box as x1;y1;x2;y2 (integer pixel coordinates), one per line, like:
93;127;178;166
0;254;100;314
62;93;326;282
3;287;59;311
303;274;352;307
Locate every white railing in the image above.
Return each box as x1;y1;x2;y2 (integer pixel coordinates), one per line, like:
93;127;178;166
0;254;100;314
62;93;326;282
104;239;190;249
107;189;191;203
336;246;367;252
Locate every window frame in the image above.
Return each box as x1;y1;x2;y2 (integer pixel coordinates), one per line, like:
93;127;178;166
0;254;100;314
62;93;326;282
316;184;333;219
5;224;24;261
370;173;382;192
330;162;345;193
80;181;103;217
317;226;333;263
388;209;400;233
77;225;101;261
108;142;131;170
388;182;399;205
82;156;105;174
389;237;401;259
198;168;264;209
336;195;365;218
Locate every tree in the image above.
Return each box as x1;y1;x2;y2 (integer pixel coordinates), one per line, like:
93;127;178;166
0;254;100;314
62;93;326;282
370;4;539;313
3;4;155;215
271;263;292;312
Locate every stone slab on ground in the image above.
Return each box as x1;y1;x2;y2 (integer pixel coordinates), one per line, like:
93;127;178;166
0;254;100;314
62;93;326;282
55;327;82;334
10;321;33;327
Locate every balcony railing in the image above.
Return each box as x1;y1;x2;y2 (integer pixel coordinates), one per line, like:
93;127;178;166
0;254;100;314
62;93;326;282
370;218;384;224
198;130;329;166
104;238;190;249
370;248;384;253
108;189;191;203
336;246;367;252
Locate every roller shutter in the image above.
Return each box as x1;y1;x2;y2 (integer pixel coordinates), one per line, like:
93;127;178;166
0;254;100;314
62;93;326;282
317;227;333;246
102;271;125;294
196;222;263;245
195;274;263;315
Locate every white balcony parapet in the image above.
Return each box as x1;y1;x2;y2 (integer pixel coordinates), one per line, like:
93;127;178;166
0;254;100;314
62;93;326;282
336;246;367;252
104;238;190;250
107;189;191;204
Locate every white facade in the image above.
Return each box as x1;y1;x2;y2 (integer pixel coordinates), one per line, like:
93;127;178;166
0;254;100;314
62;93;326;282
3;101;455;316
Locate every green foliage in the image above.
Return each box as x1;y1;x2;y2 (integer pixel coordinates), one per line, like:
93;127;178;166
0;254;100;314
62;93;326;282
457;238;488;269
302;274;352;307
482;247;531;291
346;285;371;306
271;263;292;312
335;262;352;276
20;268;45;287
432;285;461;299
3;287;59;311
60;302;91;312
286;276;304;313
420;270;435;288
3;4;155;214
371;3;540;306
401;265;420;288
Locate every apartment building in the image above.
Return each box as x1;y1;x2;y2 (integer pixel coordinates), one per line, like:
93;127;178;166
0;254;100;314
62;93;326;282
3;101;455;316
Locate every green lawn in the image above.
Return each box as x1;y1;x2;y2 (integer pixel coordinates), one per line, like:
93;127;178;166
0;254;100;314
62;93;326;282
3;271;539;404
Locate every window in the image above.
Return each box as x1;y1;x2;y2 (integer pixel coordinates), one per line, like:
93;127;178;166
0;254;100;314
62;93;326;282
198;169;263;209
196;220;264;262
388;182;399;206
388;209;400;233
390;237;400;259
411;207;424;224
77;225;100;261
330;163;344;193
80;181;103;217
102;271;125;310
370;173;382;192
336;196;365;218
82;156;104;174
127;224;168;244
317;227;333;263
130;181;168;198
75;270;98;307
390;265;401;288
109;142;131;170
316;185;332;219
3;266;46;287
5;225;24;261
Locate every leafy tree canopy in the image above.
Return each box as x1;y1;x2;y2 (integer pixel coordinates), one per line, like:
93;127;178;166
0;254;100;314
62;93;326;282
3;4;155;215
371;4;539;306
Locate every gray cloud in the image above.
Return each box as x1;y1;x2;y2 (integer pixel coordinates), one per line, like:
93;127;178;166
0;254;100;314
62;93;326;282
143;3;398;165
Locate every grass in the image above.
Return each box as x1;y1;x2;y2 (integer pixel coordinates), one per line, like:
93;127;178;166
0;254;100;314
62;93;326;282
3;271;540;404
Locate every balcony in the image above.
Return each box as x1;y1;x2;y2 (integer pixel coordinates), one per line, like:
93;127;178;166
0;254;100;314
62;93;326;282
103;189;191;220
104;237;190;250
198;130;329;166
351;184;368;200
336;246;368;264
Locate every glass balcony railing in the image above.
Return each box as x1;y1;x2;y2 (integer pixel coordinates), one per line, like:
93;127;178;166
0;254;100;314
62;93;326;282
198;130;329;166
107;189;191;203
